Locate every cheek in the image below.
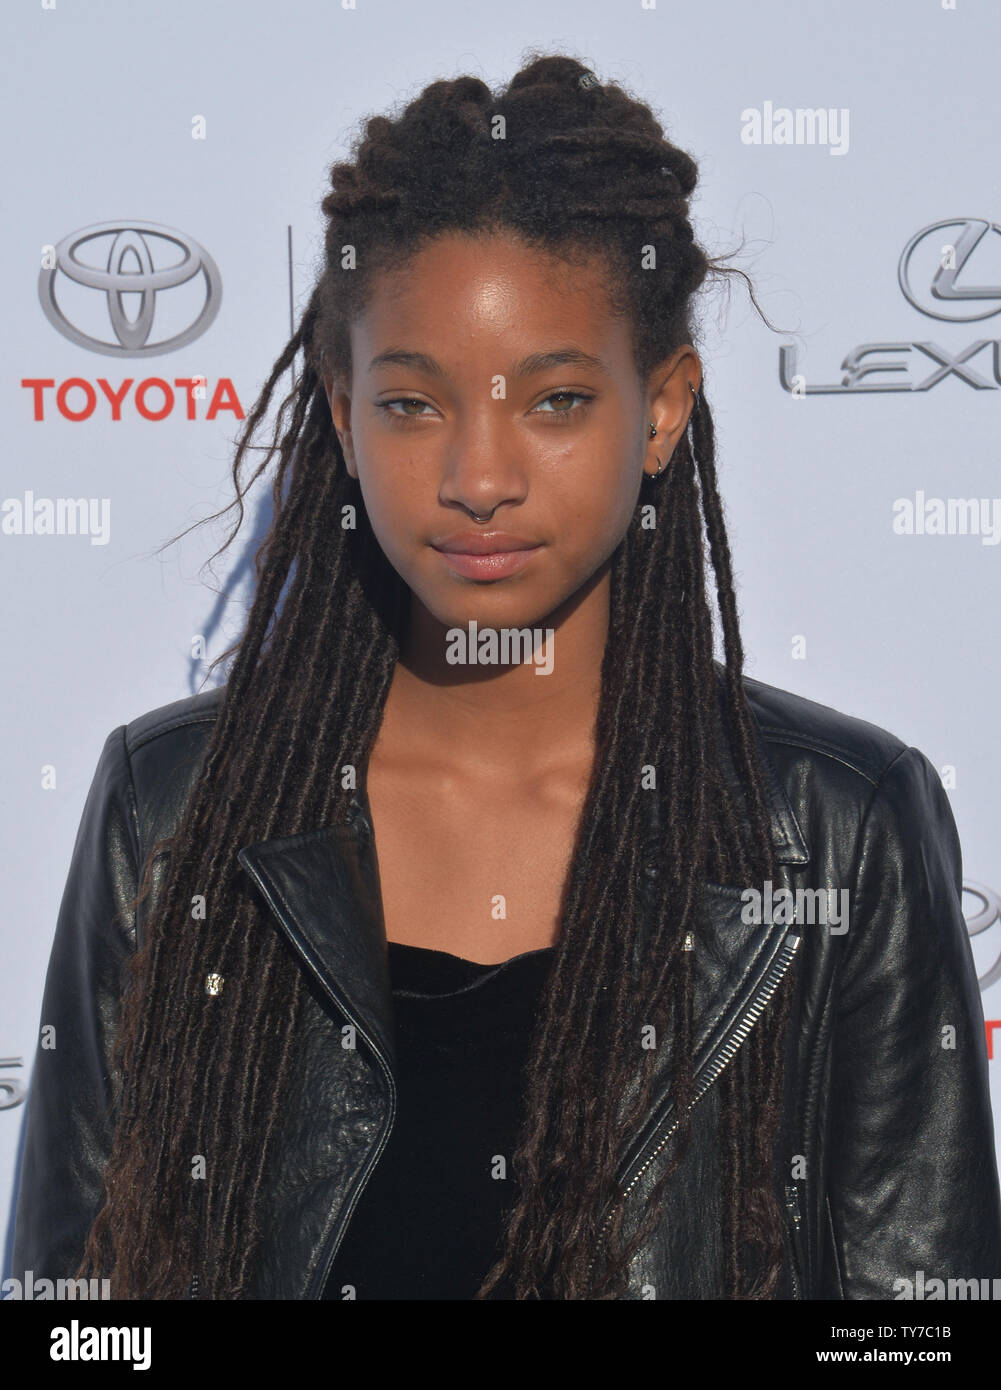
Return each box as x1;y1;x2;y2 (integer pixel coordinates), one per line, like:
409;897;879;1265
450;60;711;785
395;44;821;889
355;466;422;573
572;459;643;552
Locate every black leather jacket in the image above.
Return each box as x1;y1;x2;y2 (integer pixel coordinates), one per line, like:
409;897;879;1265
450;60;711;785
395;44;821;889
10;673;1001;1298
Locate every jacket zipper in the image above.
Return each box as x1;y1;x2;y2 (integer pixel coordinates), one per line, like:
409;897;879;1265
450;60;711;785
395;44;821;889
785;1182;803;1299
589;930;802;1282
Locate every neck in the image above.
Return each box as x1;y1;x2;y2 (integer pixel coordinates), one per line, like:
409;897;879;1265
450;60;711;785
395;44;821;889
382;563;610;779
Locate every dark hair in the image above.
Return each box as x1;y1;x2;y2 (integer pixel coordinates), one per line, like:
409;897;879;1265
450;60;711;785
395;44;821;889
78;50;793;1299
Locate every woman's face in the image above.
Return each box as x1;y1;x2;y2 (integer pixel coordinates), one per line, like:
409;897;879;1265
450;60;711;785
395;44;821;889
323;229;700;636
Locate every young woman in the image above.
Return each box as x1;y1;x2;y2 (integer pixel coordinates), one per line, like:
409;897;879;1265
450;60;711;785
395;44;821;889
11;53;1001;1301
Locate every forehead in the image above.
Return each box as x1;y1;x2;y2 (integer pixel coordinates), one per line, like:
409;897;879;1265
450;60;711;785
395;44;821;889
353;230;631;366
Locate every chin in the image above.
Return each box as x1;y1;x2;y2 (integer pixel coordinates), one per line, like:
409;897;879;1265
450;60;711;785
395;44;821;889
418;586;558;636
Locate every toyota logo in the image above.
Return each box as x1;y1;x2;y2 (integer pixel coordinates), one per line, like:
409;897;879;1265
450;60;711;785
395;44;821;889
38;220;222;357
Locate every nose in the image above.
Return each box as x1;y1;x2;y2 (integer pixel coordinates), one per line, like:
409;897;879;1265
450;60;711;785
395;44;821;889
437;411;529;519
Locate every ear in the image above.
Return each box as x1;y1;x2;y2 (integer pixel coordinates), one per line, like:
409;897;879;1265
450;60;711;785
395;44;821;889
643;347;702;479
323;371;358;479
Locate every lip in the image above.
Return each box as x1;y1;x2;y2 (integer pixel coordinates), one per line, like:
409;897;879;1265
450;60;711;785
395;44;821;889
430;532;544;581
432;531;542;555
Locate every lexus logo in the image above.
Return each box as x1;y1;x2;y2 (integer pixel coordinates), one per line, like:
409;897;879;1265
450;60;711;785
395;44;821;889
965;881;1001;992
897;218;1001;323
780;214;1001;392
38;220;222;357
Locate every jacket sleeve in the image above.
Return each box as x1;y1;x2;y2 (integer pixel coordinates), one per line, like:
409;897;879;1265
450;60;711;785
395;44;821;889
824;744;1001;1298
9;724;139;1284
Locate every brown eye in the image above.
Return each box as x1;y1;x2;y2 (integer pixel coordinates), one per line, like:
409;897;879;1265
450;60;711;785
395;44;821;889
532;390;595;419
377;397;435;419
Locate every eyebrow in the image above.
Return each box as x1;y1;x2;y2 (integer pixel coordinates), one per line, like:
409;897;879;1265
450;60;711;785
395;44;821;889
367;347;610;378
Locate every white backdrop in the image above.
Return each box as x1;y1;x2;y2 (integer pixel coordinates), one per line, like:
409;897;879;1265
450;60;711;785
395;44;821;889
3;0;1000;1281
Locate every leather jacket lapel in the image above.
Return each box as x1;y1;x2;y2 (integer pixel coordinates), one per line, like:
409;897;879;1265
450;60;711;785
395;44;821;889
237;797;395;1073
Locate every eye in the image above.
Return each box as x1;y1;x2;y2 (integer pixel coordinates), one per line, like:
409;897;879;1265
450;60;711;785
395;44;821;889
376;397;437;420
374;390;596;425
532;390;595;421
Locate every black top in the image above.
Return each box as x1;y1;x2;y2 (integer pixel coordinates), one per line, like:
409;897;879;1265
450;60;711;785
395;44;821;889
322;939;555;1300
